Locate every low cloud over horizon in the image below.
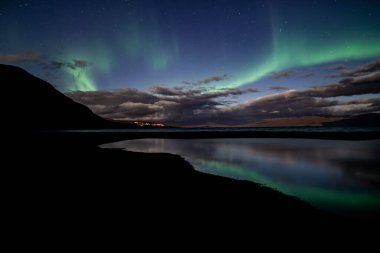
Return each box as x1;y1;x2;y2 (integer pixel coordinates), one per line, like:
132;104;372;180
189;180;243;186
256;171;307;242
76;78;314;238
0;51;42;63
41;59;92;71
67;59;380;126
182;74;229;86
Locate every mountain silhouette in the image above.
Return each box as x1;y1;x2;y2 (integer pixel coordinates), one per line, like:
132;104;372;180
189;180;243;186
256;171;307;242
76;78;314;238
1;64;126;130
3;64;372;232
323;113;380;127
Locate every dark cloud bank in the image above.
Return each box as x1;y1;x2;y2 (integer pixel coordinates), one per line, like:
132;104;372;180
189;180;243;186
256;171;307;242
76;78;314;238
68;60;380;126
270;86;290;91
326;60;380;78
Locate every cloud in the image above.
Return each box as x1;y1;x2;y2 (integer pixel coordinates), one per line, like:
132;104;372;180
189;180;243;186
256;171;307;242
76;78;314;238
67;59;380;126
68;88;158;106
41;59;92;71
325;73;340;78
117;101;174;119
341;59;380;76
327;104;373;114
270;70;295;79
67;85;257;123
150;85;203;96
270;86;289;91
224;91;338;118
306;72;380;97
216;90;379;125
71;59;91;69
324;97;380;115
0;51;42;63
326;59;380;78
344;97;380;106
40;61;65;71
182;74;229;85
300;73;314;78
324;64;347;71
223;71;380;120
150;84;256;97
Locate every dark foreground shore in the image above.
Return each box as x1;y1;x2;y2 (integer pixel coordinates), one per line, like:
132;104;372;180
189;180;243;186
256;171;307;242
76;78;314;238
6;131;380;242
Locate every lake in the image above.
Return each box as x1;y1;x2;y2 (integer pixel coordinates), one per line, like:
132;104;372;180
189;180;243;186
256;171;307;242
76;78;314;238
101;138;380;217
66;126;380;133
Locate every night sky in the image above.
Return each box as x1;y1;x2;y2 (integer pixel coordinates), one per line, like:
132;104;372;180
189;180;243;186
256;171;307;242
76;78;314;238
1;0;380;126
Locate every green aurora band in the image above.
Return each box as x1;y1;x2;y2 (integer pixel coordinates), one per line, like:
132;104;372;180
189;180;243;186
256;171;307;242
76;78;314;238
229;30;380;89
61;7;380;91
123;15;179;72
200;160;380;214
61;43;111;91
64;16;179;91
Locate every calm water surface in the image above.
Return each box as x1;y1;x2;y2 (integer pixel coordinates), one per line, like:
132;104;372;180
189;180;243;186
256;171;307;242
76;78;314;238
101;138;380;216
67;126;379;133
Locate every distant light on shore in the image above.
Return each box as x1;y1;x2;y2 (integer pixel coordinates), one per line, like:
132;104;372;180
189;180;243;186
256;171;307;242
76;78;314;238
133;121;165;127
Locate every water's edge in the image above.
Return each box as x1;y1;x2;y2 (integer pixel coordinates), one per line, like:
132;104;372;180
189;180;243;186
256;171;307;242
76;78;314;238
101;138;380;218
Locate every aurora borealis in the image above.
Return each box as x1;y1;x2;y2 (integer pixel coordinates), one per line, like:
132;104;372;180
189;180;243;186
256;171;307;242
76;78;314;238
102;138;380;216
1;0;380;126
234;1;380;86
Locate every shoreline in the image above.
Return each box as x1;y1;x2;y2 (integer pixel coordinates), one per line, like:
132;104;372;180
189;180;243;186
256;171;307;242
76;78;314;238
9;131;380;230
29;130;380;147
